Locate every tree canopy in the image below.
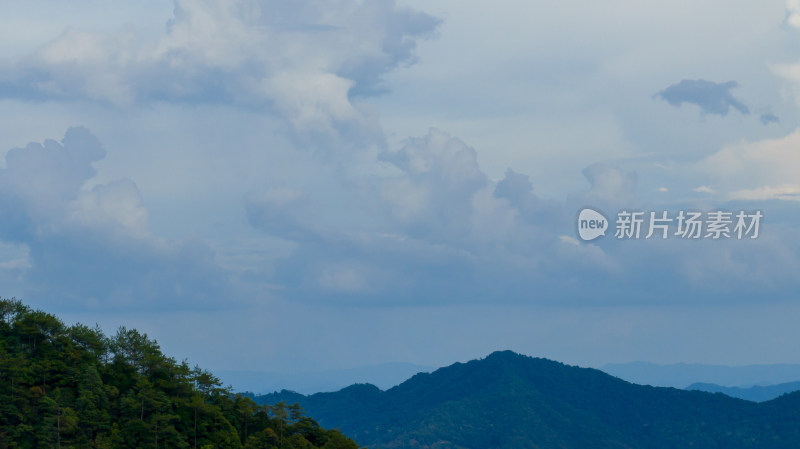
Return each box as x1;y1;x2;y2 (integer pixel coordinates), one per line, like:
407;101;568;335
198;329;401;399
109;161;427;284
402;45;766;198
0;298;360;449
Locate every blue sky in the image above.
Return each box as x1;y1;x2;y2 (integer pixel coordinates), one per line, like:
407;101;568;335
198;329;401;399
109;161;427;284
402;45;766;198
1;0;799;375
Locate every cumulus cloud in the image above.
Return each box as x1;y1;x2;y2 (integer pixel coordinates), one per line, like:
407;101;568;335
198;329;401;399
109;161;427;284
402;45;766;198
0;128;232;311
0;0;440;143
245;129;595;305
238;130;681;305
0;127;768;313
0;127;106;238
243;127;800;307
657;79;750;116
377;129;488;243
493;168;563;232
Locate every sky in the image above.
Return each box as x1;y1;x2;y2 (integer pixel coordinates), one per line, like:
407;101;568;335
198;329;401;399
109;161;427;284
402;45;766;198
1;0;799;378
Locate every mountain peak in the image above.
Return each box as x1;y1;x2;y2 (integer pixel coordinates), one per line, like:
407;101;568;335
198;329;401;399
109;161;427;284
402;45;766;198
257;351;800;449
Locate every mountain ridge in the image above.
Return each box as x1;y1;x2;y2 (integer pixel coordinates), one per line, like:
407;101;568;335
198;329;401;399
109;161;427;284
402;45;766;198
686;380;800;402
257;350;800;449
603;360;800;388
218;362;433;394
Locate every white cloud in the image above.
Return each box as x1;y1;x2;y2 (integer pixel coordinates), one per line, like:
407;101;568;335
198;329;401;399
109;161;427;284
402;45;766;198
0;0;439;144
558;235;580;246
377;129;487;242
238;124;800;307
730;184;800;201
1;0;796;313
67;179;150;239
694;128;800;196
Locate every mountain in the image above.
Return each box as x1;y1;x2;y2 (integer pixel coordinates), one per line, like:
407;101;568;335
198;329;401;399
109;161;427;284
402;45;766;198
686;381;800;402
257;351;800;449
602;361;800;388
218;362;433;394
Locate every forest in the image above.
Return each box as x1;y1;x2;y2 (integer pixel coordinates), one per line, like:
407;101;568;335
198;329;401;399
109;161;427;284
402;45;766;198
0;298;359;449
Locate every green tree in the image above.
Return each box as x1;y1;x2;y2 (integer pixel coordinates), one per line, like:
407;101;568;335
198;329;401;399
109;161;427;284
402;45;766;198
0;298;361;449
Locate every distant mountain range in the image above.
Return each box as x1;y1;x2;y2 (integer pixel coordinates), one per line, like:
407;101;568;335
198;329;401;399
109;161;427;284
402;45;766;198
602;361;800;388
687;381;800;402
217;362;433;394
257;351;800;449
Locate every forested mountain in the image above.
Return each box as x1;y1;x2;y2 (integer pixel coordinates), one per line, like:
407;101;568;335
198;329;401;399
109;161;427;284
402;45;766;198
10;296;800;449
0;298;359;449
258;351;800;449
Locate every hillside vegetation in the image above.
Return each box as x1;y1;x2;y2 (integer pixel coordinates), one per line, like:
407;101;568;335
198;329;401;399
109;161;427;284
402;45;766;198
0;298;358;449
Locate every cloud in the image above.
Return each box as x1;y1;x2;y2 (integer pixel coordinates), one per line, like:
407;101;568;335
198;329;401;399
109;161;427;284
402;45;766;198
241;126;800;307
4;124;792;313
67;179;150;239
582;163;637;200
759;112;780;125
0;127;106;238
788;0;800;28
729;184;800;202
657;79;749;116
694;128;800;200
493;168;563;232
245;129;594;305
376;129;488;243
566;163;638;213
0;0;440;143
245;187;318;241
0;128;233;311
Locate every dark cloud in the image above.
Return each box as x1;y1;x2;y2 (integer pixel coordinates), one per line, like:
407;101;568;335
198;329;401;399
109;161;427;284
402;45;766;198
493;168;562;228
245;188;321;242
494;169;534;207
760;112;780;125
657;79;749;116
